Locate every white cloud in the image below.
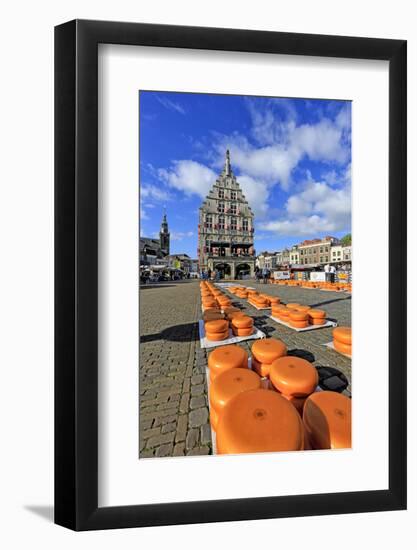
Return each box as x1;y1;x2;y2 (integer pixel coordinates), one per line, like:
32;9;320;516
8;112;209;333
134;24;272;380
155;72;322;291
140;207;148;220
158;160;216;198
171;231;194;241
260;178;351;237
141;184;172;202
236;174;269;217
156;95;186;115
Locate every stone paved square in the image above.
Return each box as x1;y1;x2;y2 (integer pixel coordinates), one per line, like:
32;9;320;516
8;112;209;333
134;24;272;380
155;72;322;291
139;280;351;458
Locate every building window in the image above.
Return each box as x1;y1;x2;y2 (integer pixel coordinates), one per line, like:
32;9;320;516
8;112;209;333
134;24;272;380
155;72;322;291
243;219;248;231
206;215;212;229
218;202;225;213
231;219;237;230
231;191;237;200
218;189;224;199
320;247;323;253
230;204;236;215
218;216;225;230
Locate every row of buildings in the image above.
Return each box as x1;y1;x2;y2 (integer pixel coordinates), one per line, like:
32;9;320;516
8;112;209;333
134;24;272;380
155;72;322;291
257;237;352;271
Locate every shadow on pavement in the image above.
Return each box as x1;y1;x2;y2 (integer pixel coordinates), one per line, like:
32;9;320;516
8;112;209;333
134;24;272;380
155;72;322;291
315;365;349;393
310;296;352;308
140;322;199;343
288;348;316;363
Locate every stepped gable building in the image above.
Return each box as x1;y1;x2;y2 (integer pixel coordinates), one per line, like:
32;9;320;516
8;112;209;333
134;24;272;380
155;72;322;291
198;150;255;279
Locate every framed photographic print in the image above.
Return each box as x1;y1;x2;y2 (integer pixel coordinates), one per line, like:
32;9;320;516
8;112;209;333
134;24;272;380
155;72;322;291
55;20;407;530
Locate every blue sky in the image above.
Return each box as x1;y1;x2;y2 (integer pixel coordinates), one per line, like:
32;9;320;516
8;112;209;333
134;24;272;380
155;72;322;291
139;91;351;258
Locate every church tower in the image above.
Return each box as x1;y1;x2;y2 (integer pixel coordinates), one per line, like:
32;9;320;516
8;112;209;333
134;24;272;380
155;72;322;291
159;211;170;256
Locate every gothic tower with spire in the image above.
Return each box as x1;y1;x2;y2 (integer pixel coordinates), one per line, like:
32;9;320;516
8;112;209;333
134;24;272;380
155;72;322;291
197;150;255;279
159;211;170;256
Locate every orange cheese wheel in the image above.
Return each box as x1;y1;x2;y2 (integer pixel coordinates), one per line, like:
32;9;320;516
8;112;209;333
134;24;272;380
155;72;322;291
303;391;351;449
308;309;326;319
210;367;261;413
223;307;240;315
269;297;281;304
289;310;309;321
251;338;287;364
333;339;352;356
208;345;248;379
203;312;224;322
278;307;290;318
231;315;253;329
270;356;318;397
333;327;352;345
232;327;254;337
251;357;271;378
216;389;304;454
206;330;229;341
286;303;301;310
289;319;309;329
295;305;311;313
210;406;219;431
227;311;245;321
205;319;228;333
310;317;326;325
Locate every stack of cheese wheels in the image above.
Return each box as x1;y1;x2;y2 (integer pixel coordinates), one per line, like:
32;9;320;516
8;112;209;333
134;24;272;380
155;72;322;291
209;367;261;431
217;296;232;308
308;308;326;325
286;303;301;311
269;356;319;415
303;391;351;449
332;327;352;356
208;344;248;384
223;306;241;318
251;338;287;378
216;389;304;454
295;305;311;314
250;294;269;309
231;315;254;337
276;306;291;322
269;296;281;306
259;294;271;306
204;319;229;342
289;310;309;329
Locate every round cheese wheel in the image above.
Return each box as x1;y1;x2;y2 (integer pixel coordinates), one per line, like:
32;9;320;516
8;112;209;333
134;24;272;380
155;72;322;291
251;338;287;364
333;339;352;356
270;356;319;397
281;394;307;415
289;319;309;328
205;319;228;333
210;368;261;413
308;309;326;319
206;329;229;341
295;305;311;313
289;310;309;321
223;307;240;315
286;303;301;310
216;389;304;454
303;391;351;449
269;297;281;304
208;345;248;379
278;307;290;318
333;327;352;345
203;312;224;322
231;315;253;329
310;317;326;325
232;327;254;337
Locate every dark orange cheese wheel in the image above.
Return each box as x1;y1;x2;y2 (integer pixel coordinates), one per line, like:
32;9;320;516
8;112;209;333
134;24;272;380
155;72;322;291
333;327;352;345
232;327;254;337
289;310;309;321
308;308;326;319
286;303;301;310
333;339;352;356
208;345;248;379
210;367;261;413
231;315;253;329
270;356;318;397
310;317;326;325
205;319;228;333
289;319;309;329
303;391;351;449
251;338;287;364
269;296;281;304
216;389;304;454
205;330;229;341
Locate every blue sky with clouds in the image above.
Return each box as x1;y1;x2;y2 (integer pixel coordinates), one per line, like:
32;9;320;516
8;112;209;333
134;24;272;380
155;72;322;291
140;91;351;258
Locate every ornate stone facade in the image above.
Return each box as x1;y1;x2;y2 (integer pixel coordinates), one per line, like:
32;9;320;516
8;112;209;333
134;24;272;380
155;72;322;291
198;150;255;279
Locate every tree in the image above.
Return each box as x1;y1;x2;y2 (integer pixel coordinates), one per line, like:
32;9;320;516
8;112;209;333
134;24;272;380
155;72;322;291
340;233;351;246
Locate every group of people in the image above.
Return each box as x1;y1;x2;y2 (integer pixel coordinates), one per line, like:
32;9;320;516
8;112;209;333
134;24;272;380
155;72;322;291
255;267;271;284
324;263;337;283
200;268;221;281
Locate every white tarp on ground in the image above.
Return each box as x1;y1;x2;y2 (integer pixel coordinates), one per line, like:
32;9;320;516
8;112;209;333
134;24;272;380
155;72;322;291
198;320;265;349
268;315;337;332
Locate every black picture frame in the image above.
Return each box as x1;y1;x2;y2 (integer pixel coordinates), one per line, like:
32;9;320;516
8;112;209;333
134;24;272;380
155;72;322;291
55;19;407;531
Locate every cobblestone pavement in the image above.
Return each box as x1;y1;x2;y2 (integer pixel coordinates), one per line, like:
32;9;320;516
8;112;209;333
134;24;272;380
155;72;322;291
139;280;351;458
